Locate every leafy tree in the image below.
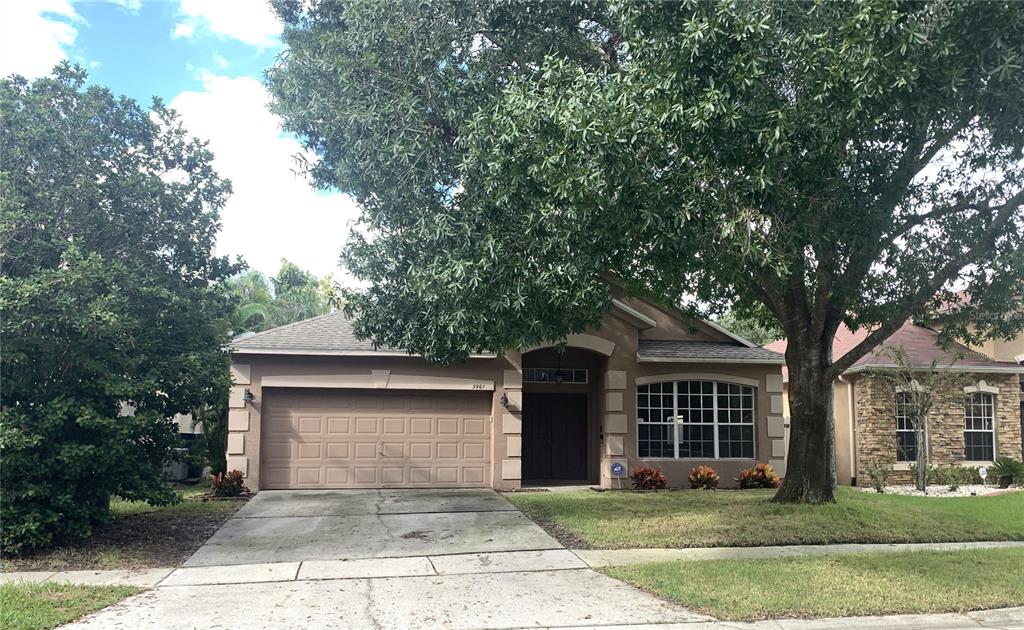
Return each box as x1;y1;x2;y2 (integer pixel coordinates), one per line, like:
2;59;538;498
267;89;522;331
868;346;968;492
224;259;338;334
715;308;784;347
268;1;1024;502
0;65;239;553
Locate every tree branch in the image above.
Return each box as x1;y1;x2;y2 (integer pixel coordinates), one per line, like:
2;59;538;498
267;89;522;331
828;189;1024;379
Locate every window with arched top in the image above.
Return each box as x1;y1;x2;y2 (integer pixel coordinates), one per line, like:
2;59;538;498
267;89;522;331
637;380;755;459
964;392;995;462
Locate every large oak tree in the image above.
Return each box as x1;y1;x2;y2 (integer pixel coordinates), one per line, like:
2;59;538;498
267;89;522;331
268;1;1024;502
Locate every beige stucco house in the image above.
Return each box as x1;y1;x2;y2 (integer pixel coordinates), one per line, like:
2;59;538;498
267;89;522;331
225;291;786;491
765;323;1024;486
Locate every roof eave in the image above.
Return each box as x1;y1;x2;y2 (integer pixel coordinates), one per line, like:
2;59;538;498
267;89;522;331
844;364;1023;375
636;355;786;365
231;347;498;359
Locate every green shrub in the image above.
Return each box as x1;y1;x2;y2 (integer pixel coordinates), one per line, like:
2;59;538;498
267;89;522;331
688;465;720;490
990;457;1024;487
866;461;890;493
211;470;249;497
736;463;781;489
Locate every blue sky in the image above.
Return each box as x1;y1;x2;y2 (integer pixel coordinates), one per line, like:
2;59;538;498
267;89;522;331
0;0;360;280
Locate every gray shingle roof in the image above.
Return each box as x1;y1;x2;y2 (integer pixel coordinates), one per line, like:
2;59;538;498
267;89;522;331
232;311;400;354
638;340;785;364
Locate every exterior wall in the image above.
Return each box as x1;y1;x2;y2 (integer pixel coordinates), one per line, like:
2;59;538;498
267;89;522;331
967;336;1024;364
853;372;1022;486
227;354;517;491
228;298;786;492
773;379;857;486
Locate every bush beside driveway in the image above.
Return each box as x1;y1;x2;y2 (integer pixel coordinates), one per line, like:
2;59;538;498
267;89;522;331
504;487;1024;549
603;547;1024;620
2;483;242;572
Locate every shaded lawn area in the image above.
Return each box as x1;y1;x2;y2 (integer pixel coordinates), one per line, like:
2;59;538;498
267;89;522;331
0;582;141;630
504;487;1024;548
604;547;1024;620
2;482;243;572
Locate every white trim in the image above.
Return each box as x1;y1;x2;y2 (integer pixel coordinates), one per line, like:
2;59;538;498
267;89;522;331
611;299;658;329
964;380;1000;394
845;364;1022;375
524;334;616;357
702;319;758;348
1015;352;1024;364
232;347;496;358
637;356;785;365
839;375;855;480
635;373;760;388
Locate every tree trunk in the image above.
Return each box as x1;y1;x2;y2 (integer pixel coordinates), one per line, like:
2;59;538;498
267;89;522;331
915;425;928;492
774;346;837;504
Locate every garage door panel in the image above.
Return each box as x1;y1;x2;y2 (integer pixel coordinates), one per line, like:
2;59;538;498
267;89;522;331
260;388;491;489
326;416;352;434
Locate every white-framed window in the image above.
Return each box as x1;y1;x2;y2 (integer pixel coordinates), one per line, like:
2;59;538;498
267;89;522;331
895;392;918;462
522;368;588;384
637;380;755;459
964;392;995;461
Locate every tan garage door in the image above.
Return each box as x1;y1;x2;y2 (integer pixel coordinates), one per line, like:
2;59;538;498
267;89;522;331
260;388;492;489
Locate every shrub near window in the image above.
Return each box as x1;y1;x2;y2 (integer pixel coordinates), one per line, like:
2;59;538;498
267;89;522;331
630;467;667;490
688;465;720;490
737;463;782;489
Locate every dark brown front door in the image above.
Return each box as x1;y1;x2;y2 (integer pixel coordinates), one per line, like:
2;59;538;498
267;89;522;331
522;393;588;481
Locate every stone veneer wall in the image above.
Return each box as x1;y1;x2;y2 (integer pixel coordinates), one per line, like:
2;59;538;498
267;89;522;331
855;372;1022;486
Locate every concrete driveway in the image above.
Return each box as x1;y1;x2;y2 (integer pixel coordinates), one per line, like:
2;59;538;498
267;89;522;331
185;488;560;566
66;489;708;629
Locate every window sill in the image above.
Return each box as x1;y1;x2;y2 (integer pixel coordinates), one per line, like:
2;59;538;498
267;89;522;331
892;463;913;471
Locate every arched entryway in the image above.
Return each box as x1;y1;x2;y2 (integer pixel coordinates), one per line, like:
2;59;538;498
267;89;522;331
520;345;608;484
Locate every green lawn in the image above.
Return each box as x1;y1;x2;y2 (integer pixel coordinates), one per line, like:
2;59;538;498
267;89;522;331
604;548;1024;620
0;583;141;630
505;487;1024;548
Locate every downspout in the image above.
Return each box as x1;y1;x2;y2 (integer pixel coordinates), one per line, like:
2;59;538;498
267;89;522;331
838;374;856;485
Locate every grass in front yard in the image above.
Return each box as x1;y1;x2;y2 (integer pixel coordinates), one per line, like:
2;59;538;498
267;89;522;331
0;582;141;630
505;486;1024;548
603;547;1024;620
2;481;242;572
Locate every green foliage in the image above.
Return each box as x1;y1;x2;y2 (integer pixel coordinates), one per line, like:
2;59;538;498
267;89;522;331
269;1;1024;498
714;309;784;347
866;461;891;493
0;65;238;554
736;464;782;489
225;259;339;334
910;464;984;489
687;465;720;490
990;457;1024;486
630;466;667;490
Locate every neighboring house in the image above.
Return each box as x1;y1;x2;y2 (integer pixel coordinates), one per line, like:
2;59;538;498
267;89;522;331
225;290;786;491
765;323;1024;486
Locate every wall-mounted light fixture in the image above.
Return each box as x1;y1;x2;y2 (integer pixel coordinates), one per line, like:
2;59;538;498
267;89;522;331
243;388;255;403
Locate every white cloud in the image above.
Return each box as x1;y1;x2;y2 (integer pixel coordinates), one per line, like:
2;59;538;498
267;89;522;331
0;0;82;79
109;0;142;12
173;0;281;48
169;73;361;281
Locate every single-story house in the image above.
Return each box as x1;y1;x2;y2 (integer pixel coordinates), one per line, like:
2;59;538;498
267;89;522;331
225;291;786;491
765;323;1024;486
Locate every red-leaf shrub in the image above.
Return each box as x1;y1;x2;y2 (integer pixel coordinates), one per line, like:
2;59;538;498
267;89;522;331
688;465;719;489
736;463;781;489
211;470;249;497
630;467;667;490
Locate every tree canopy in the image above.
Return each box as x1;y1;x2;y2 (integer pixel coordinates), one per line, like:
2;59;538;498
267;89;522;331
225;259;340;333
268;0;1024;502
0;65;239;552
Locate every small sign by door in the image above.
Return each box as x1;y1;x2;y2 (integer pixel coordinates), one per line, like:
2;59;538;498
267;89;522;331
611;462;625;477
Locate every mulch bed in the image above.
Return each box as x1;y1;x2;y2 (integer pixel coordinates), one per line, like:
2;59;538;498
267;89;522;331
529;518;592;550
3;497;245;572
